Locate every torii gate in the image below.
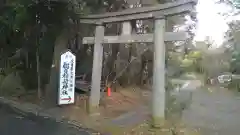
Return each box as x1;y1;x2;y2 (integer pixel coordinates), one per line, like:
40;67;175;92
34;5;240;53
80;0;196;127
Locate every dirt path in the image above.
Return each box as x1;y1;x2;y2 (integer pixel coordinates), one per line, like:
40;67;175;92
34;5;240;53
182;85;240;135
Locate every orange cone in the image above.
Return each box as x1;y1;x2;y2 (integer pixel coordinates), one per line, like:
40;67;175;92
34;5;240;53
107;86;111;97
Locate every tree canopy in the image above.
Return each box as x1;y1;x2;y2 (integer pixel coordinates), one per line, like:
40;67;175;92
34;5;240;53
221;0;240;8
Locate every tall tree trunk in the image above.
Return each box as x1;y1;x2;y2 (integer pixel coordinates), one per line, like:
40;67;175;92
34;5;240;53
36;48;41;100
44;29;69;107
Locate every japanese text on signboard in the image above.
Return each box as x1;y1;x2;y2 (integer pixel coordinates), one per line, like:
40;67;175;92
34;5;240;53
58;51;76;105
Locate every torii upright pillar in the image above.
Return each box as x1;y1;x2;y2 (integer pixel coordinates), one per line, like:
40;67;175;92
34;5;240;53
88;23;105;114
152;16;166;128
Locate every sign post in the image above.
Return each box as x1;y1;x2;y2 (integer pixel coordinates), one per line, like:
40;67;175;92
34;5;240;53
58;50;76;105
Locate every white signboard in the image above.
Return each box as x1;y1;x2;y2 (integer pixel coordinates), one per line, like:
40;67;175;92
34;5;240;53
58;50;76;105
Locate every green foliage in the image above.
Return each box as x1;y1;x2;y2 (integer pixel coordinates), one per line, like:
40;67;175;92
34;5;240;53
228;78;240;91
230;0;240;8
0;0;127;91
0;72;25;96
228;50;240;91
0;75;5;86
167;52;184;77
219;0;240;9
0;0;75;89
180;51;203;73
181;58;194;68
230;51;240;73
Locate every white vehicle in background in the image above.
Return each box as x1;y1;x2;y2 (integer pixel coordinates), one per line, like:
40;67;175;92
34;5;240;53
218;74;232;84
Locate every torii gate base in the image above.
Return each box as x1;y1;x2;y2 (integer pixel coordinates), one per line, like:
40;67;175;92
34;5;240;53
79;0;196;128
